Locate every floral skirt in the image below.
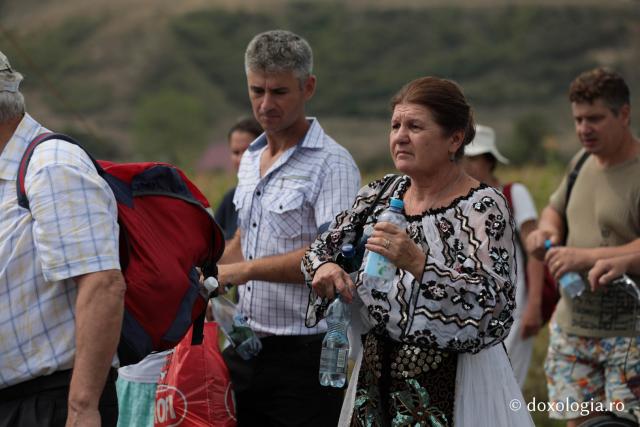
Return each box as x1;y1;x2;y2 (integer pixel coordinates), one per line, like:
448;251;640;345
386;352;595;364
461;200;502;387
351;333;457;427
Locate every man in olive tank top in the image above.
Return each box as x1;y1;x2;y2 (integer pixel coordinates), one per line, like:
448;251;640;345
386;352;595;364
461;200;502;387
527;68;640;426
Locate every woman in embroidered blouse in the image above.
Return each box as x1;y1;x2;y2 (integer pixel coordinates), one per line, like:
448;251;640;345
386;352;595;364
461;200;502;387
302;77;533;427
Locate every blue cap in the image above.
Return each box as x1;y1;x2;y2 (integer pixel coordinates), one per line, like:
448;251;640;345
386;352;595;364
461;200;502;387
544;239;553;251
341;244;355;258
389;198;404;209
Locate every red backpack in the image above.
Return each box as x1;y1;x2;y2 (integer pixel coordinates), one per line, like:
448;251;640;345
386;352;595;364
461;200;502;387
17;133;225;366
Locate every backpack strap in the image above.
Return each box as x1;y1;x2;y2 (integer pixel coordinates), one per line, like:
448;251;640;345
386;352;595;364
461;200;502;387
16;132;133;271
562;151;590;245
502;182;514;211
16;132;103;210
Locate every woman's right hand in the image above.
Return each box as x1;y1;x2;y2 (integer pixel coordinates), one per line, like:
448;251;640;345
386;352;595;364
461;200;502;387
311;262;356;303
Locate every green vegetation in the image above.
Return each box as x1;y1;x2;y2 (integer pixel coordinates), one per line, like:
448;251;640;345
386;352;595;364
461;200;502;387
2;3;637;170
173;4;635;117
1;4;636;425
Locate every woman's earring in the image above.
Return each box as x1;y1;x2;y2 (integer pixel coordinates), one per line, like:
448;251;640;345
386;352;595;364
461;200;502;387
449;152;456;162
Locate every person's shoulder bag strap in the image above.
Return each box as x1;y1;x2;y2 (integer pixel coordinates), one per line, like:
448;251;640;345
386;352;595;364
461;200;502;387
562;151;590;245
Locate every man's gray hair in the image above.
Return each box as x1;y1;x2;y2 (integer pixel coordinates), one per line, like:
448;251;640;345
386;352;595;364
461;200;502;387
244;30;313;82
0;71;25;123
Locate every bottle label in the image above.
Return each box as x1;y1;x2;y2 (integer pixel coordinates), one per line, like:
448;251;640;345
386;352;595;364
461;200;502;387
320;348;348;374
364;251;395;280
336;349;348;369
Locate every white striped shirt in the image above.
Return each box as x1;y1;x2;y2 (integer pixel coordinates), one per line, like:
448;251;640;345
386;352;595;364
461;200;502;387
0;114;120;388
234;118;360;336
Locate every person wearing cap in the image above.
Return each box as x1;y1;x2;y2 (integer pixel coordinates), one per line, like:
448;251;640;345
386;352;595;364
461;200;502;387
0;51;124;426
525;68;640;425
463;125;546;388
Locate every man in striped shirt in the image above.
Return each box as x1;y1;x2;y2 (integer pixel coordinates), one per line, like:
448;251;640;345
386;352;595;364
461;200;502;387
218;30;360;426
0;51;125;427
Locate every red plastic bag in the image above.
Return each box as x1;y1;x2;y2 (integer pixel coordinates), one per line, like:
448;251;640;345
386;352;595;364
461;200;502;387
154;322;236;427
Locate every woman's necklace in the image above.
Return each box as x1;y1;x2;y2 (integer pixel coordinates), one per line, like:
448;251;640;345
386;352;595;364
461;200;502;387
407;169;464;213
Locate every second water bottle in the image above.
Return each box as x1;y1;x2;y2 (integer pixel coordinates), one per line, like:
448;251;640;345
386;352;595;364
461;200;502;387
362;197;407;293
319;297;350;388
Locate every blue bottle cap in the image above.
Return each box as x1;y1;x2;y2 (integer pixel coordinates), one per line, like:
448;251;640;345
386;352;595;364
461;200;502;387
341;244;355;258
544;239;553;251
389;198;404;209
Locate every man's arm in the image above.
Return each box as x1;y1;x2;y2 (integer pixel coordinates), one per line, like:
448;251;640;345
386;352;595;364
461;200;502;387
546;237;640;279
219;229;244;265
218;247;308;286
526;206;565;260
66;269;125;427
519;220;546;338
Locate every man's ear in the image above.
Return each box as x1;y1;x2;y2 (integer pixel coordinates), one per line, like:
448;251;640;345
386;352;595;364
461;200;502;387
619;103;631;127
304;75;317;100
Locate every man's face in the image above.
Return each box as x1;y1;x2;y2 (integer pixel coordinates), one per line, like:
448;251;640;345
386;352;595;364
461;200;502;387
571;98;630;157
246;69;315;134
229;130;255;172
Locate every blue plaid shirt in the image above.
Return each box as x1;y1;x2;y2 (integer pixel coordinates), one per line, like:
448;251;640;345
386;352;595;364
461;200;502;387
234;118;360;336
0;114;120;388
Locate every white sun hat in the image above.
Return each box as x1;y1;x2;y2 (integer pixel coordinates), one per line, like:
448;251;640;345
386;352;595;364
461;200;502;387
464;124;510;164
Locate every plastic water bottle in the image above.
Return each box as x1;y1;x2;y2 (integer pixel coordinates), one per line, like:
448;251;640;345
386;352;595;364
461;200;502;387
319;297;350;387
362;198;407;293
338;243;358;277
207;278;262;360
545;239;586;299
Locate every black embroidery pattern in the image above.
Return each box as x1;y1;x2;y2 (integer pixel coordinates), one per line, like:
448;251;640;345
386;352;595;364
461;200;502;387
405;328;438;347
472;196;495;213
489;247;510;276
303;181;516;357
420;280;448;301
446;336;482;353
487;309;514;339
475;288;493;308
485;213;506;240
436;217;454;240
450;290;474;311
368;305;390;334
371;289;388;301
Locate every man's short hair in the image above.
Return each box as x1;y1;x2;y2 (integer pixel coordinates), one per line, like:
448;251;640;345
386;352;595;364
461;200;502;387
244;30;313;83
227;116;263;141
569;67;630;114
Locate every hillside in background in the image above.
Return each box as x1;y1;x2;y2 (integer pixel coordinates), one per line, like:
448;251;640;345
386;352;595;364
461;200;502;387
0;0;638;171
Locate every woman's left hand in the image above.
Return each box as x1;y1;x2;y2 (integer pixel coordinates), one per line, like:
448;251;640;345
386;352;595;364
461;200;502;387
365;222;426;279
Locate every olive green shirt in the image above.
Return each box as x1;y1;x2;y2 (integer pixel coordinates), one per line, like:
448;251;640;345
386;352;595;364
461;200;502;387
550;150;640;337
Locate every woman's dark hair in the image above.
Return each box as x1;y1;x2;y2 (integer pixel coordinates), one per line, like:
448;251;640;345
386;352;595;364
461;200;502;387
390;76;475;160
227;116;263;141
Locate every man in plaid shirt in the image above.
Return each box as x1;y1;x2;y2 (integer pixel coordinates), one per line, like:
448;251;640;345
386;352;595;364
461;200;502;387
0;51;125;427
218;30;360;426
